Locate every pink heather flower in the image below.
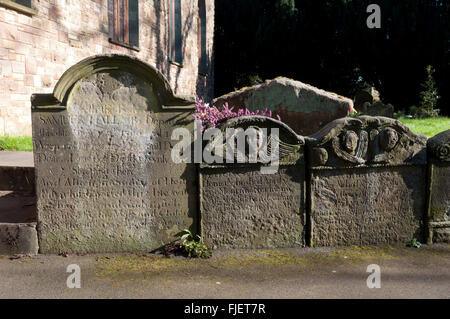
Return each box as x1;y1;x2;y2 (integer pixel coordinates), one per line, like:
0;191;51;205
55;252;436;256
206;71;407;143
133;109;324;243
194;96;281;132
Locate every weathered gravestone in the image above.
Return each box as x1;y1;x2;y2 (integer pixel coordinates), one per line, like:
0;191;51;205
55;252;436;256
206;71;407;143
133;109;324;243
361;101;394;118
306;116;427;246
31;55;197;253
427;129;450;243
200;116;306;249
354;87;380;111
212;77;354;136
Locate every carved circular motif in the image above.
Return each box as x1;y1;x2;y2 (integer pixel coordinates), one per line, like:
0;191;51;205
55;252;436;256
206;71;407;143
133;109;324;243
342;130;359;153
437;143;450;161
380;128;398;151
313;147;328;165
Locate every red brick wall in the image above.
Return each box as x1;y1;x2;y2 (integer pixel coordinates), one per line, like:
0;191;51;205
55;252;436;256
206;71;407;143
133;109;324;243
0;0;214;136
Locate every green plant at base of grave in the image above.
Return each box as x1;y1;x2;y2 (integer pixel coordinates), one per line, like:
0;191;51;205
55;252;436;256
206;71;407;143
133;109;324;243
406;238;422;248
180;229;212;259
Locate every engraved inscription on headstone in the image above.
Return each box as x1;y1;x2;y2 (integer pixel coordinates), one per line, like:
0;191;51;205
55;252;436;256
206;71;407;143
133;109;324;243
200;117;306;249
201;167;305;249
32;55;197;253
307;116;427;246
311;166;426;246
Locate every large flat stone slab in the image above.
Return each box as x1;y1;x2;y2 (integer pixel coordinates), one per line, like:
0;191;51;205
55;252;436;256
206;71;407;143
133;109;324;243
213;77;354;136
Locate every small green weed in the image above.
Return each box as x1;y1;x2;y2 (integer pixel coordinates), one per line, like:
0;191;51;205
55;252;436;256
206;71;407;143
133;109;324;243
406;238;422;248
180;229;212;258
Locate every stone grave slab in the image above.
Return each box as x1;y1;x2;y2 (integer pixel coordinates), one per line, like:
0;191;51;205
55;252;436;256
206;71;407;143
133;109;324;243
31;55;197;253
200;116;306;249
306;116;427;246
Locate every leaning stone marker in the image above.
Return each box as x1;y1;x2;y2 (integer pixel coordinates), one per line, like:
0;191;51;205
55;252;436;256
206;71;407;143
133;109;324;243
427;129;450;243
31;55;197;253
306;116;427;246
200;116;306;249
212;77;354;136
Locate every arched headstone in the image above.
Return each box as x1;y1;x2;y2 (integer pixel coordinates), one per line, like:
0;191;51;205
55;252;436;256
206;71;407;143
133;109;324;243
31;55;197;253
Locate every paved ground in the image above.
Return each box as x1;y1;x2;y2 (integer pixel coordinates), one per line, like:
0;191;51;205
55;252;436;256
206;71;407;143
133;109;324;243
0;151;34;167
0;245;449;299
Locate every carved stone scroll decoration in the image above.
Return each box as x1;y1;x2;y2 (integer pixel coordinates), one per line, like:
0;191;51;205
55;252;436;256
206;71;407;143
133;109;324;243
204;115;305;166
307;116;427;168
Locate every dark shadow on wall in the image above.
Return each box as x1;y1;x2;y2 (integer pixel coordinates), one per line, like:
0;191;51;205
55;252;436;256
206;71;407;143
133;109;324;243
195;51;211;101
0;191;36;223
154;0;162;72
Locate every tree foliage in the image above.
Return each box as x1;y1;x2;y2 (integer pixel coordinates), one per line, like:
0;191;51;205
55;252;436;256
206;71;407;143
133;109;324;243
214;0;450;115
418;65;440;116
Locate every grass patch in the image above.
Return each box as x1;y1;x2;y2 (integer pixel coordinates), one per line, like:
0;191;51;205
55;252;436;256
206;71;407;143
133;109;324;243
397;116;450;138
0;136;33;151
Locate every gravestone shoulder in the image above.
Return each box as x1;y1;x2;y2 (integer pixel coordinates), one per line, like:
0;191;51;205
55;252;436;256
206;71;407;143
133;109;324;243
427;129;450;162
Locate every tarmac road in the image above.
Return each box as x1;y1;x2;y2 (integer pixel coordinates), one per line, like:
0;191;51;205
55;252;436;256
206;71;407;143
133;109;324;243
0;244;449;299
